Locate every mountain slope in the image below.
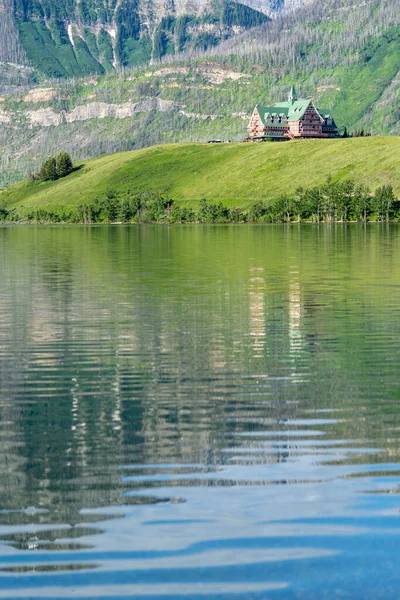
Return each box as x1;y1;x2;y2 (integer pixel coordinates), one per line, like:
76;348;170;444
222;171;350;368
2;0;298;78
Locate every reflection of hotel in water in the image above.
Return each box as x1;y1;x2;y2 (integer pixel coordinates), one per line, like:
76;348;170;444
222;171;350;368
249;267;267;359
245;264;309;466
248;264;305;361
288;274;303;360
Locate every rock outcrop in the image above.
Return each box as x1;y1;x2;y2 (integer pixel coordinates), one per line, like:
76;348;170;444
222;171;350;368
0;109;11;123
0;98;178;127
27;108;63;127
23;88;57;103
64;99;175;122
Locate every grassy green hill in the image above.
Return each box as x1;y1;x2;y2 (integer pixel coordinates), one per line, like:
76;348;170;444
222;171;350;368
2;137;399;214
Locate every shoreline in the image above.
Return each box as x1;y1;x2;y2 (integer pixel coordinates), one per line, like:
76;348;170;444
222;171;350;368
2;220;400;227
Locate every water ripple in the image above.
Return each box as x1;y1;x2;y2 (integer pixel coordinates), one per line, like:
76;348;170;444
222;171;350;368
2;225;400;599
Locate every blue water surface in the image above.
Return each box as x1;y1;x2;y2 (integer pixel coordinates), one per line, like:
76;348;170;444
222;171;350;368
0;224;400;599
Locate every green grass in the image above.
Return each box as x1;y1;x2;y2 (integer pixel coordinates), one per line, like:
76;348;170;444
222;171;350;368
2;138;400;213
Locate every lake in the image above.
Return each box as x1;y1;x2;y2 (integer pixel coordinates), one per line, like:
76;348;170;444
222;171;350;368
1;224;400;599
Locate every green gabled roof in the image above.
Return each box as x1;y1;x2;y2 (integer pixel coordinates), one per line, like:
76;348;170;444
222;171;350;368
287;99;312;120
255;105;288;128
256;99;312;126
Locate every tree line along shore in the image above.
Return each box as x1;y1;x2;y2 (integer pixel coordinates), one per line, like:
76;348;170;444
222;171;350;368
0;178;398;224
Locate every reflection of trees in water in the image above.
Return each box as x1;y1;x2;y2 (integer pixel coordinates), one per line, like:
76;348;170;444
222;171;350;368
1;225;400;513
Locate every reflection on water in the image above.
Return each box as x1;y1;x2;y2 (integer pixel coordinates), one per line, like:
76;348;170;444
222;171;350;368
1;224;400;598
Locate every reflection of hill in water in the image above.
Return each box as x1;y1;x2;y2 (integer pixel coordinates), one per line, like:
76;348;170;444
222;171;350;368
1;224;400;516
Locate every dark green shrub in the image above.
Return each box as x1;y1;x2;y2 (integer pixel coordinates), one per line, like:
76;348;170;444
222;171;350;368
170;206;196;223
144;195;173;222
248;201;268;222
120;197;141;222
228;207;247;222
198;199;230;223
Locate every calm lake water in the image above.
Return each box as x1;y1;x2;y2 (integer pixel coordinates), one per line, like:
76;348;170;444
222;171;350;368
1;224;400;599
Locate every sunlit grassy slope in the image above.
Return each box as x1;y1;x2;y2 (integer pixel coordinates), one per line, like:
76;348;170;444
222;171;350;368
2;137;400;212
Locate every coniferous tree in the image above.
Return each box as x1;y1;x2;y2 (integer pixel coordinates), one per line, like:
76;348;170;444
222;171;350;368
39;157;58;181
56;152;73;178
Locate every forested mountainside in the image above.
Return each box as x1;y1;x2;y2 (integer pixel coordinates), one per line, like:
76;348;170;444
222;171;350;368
0;0;307;78
0;0;399;188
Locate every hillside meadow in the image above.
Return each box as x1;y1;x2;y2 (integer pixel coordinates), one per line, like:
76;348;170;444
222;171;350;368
1;137;399;214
